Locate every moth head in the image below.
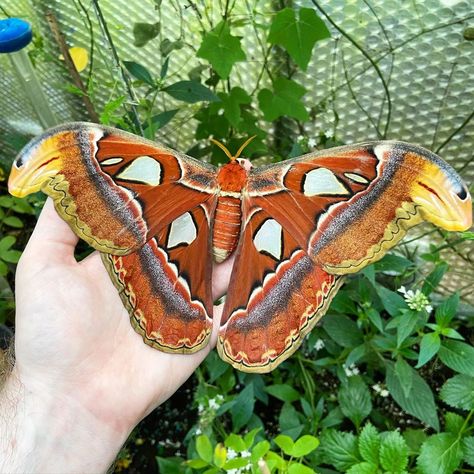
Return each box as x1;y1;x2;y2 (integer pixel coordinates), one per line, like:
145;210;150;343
376;143;472;232
8;129;69;198
210;136;255;169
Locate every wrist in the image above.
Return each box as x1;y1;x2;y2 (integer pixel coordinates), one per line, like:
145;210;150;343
0;366;130;474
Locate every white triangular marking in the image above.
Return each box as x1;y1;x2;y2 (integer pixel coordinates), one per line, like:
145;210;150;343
117;156;161;186
303;168;349;196
254;219;282;260
167;212;197;248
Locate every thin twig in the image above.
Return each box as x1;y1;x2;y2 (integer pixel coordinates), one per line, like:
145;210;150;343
435;108;474;154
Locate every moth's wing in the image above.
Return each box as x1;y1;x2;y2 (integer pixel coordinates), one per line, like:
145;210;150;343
217;205;343;372
8;122;218;255
248;141;471;275
218;141;471;372
102;201;215;353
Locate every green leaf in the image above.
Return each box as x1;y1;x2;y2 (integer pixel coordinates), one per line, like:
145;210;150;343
156;457;186;473
220;87;251;128
288;462;316;474
279;402;303;438
163;80;219;103
275;434;294;456
2;216;23;228
323;313;364;348
338;376;372;428
258;77;308;121
358;423;380;465
346;462;378;474
251;440;270;463
1;249;21;264
123;61;155;86
379;431;408;473
143;109;178;138
416;332;441;368
292;435;320;457
133;22;160;47
440;374;474;410
375;285;406;316
445;412;464;434
231;384;255;431
222;458;249;469
197;21;246;79
422;262;448;296
243;428;260;449
396;309;421;347
196;435;213;463
417;433;462;474
268;7;330;70
213;443;226;468
462;436;474;467
403;429;427;454
266;384;300;402
225;433;246;452
374;254;414;274
439;340;474;376
0;236;15;252
160;38;184;56
386;362;439;430
395;357;413;398
100;95;126;124
435;293;459;326
366;308;384;333
320;430;360;471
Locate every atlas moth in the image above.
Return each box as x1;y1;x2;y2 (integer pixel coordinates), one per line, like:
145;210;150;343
8;123;472;373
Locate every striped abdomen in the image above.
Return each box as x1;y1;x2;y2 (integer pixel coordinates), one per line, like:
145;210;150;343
212;195;242;262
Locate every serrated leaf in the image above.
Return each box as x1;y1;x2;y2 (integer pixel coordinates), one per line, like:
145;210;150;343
320;430;360;471
347;462;378;474
435;293;459;326
386;362;439;430
258;77;308;121
403;429;427;454
440;374;474;410
323;313;364;348
197;21;246;79
265;384;300;402
438;340;474;376
292;435;319;457
231;383;255;431
416;332;441;368
133;22;160;47
287;462;316;474
379;431;408;472
358;423;380;465
123;61;155;86
462;436;474;467
417;433;462;474
196;435;213;463
338;376;372;428
268;7;330;70
445;412;464;434
163;80;219;103
395;357;413;398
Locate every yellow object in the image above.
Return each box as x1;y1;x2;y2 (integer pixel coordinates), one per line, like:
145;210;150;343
68;46;88;73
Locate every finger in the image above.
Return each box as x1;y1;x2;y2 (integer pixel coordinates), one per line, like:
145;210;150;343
22;198;78;264
212;255;234;300
209;303;224;348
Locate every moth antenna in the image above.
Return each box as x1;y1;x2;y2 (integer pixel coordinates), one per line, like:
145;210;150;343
210;138;234;161
235;135;256;159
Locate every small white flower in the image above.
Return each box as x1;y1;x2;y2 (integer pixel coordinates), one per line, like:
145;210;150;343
297;134;304;142
195;427;202;435
198;404;204;413
324;129;333;138
372;383;382;393
227;448;238;460
314;338;325;351
241;450;251;458
380;389;389;397
307;138;317;148
398;286;432;312
208;398;220;410
343;363;359;377
216;394;225;402
226;469;239;474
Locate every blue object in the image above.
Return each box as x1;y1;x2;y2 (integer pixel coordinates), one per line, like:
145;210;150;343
0;18;32;53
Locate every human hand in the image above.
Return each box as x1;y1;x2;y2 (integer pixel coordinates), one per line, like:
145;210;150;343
0;198;233;473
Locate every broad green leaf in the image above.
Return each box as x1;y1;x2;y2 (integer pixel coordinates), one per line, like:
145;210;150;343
403;429;427;454
366;308;384;333
346;462;378;474
422;262;448;296
279;402;303;438
265;384;300;402
258;77;308;121
3;216;23;228
396;309;421;347
163;80;219;103
231;383;255;430
213;443;226;468
133;22;160;47
435;293;459;326
186;458;208;468
156;456;186;473
374;254;414;274
223;458;250;469
220;87;251;127
444;412;464;434
338;376;372;428
0;196;12;207
243;428;260;449
251;440;270;463
123;61;155;86
416;332;441;368
197;21;246;79
395;357;413;398
358;423;380;465
346;344;367;367
287;462;316;474
0;236;15;252
160;38;184;56
196;435;213;463
386;362;439;430
439;340;474;376
292;435;319;457
440;374;474;410
375;285;406;316
323;313;363;348
268;7;330;70
417;433;462;474
462;436;474;467
225;433;246;452
379;431;408;473
319;430;360;471
275;434;294;455
1;249;21;263
143;109;178;138
100;95;126;124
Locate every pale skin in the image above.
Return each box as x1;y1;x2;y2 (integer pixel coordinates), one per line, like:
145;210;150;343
0;198;233;474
